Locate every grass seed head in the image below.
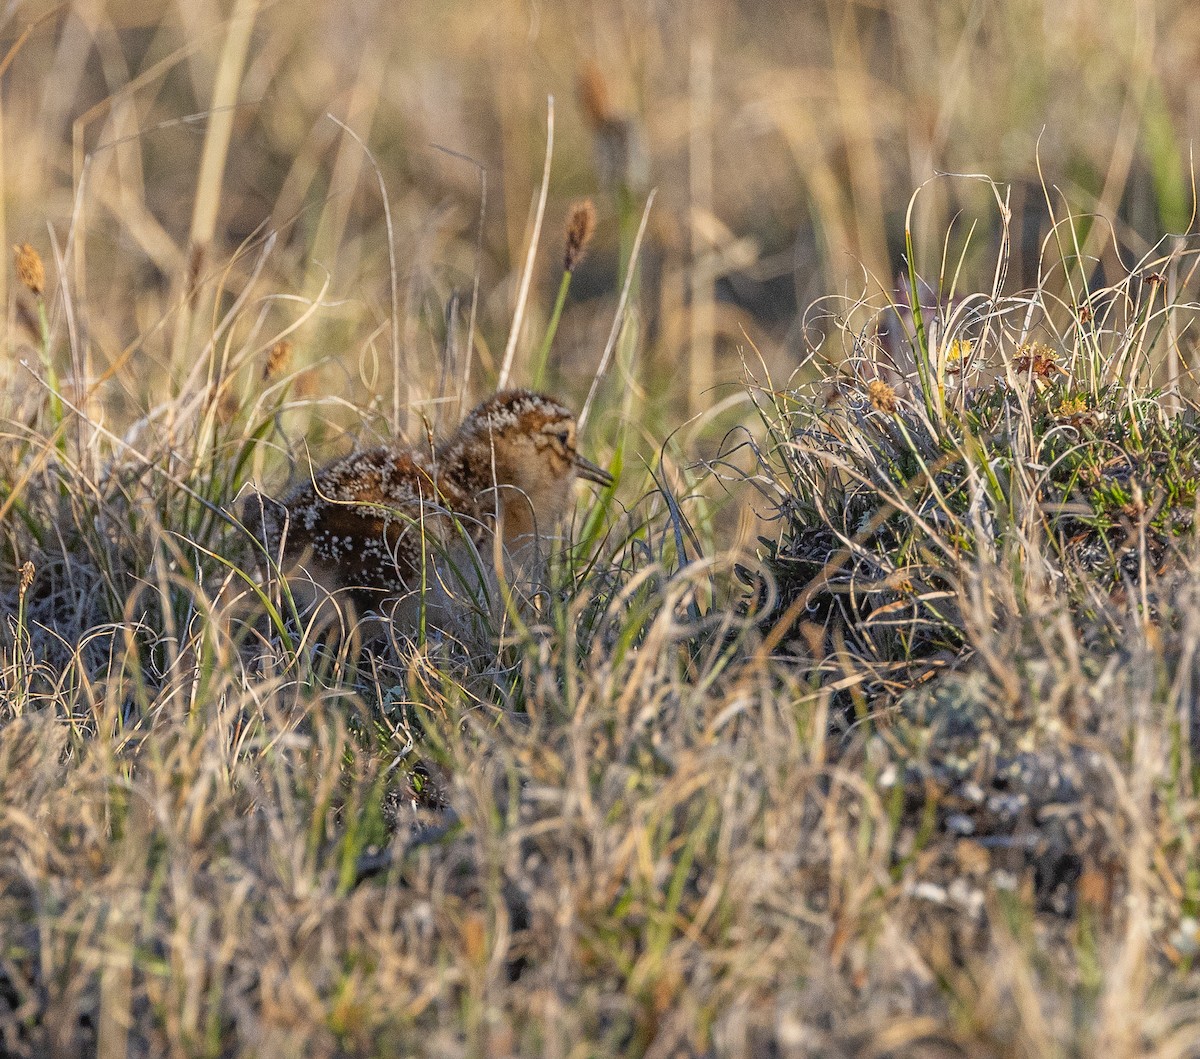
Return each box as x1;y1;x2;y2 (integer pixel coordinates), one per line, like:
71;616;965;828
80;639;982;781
19;560;35;596
577;61;615;128
868;379;899;414
564;199;597;273
14;242;45;297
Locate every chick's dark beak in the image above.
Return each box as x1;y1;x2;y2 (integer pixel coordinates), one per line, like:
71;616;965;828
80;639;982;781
573;452;614;487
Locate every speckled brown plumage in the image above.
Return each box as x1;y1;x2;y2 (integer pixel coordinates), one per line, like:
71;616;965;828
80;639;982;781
253;389;612;616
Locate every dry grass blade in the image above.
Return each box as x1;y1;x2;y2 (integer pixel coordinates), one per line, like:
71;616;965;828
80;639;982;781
497;96;554;391
187;0;260;257
578;187;657;431
325;114;404;433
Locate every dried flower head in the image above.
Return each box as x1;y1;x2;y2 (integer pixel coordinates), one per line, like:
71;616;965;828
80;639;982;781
563;199;597;273
867;379;898;415
263;339;293;381
14;243;45;297
19;560;35;595
1013;342;1065;380
1012;342;1068;395
944;338;973;370
575;62;647;192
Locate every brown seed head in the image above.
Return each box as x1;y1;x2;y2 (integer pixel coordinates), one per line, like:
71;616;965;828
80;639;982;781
563;199;597;273
867;379;898;415
19;560;34;595
14;243;44;297
263;339;293;381
577;61;615;129
216;388;240;425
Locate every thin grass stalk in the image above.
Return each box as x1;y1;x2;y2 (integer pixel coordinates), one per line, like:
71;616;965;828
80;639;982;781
185;0;260;253
1166;236;1182;416
579;188;657;431
35;289;62;427
903;186;937;424
430;145;488;420
0;92;5;318
826;0;889;287
323;115;403;434
689;31;715;417
96;908;133;1059
171;0;260;367
497;96;554;390
12;563;32;714
529;268;572;391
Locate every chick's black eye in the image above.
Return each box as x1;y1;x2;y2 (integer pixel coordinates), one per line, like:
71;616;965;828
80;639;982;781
556;429;571;447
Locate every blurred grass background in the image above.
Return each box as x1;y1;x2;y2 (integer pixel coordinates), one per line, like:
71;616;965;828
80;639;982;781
4;0;1198;438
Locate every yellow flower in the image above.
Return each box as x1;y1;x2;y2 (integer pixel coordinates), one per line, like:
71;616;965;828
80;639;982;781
944;338;973;366
1055;395;1088;418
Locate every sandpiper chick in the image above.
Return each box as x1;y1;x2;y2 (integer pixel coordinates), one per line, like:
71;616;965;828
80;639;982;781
252;389;613;625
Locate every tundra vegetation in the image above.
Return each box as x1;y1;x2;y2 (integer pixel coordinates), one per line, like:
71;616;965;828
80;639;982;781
3;2;1200;1056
